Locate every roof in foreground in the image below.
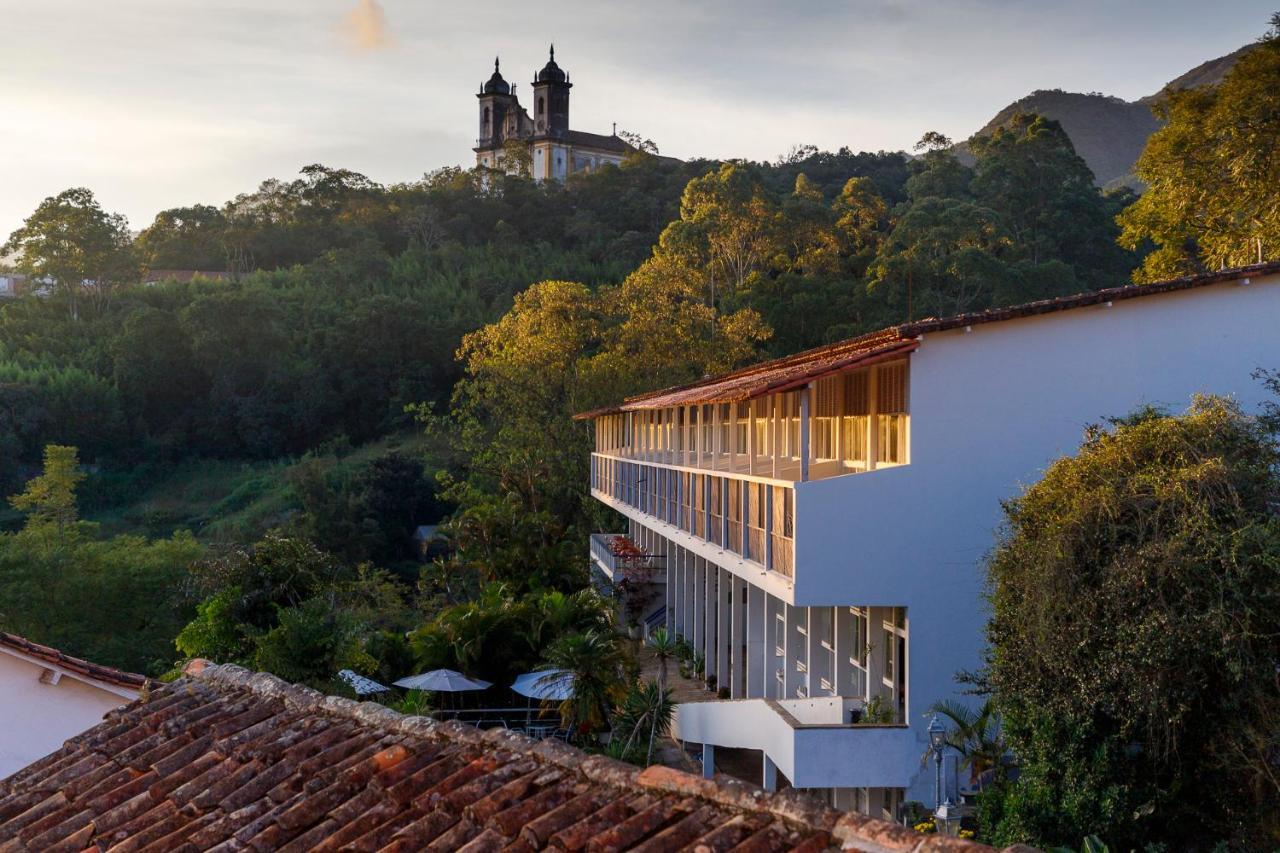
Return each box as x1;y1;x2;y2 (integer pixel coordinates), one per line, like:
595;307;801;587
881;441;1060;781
0;661;1011;852
576;261;1280;418
0;633;146;692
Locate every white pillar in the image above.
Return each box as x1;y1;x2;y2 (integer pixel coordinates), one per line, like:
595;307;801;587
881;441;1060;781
716;568;731;693
747;584;766;698
703;563;717;684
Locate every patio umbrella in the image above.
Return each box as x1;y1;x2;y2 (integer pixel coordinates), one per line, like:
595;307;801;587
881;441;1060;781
337;670;390;696
393;669;493;692
510;669;575;701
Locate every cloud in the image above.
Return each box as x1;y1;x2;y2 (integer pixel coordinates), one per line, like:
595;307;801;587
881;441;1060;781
338;0;394;52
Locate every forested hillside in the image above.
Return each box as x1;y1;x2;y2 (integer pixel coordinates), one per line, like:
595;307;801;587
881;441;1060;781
0;117;1135;671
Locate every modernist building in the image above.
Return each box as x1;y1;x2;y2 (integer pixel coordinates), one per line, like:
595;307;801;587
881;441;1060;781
474;47;632;182
579;262;1280;820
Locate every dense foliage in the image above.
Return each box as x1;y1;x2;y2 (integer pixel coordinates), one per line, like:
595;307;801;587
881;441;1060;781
982;398;1280;850
0;447;202;673
1119;16;1280;280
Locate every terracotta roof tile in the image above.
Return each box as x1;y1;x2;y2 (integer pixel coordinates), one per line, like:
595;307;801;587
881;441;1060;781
0;633;146;691
576;261;1280;418
0;661;1016;852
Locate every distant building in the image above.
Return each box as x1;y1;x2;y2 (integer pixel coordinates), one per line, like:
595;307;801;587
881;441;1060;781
0;633;145;778
0;273;28;299
474;46;633;182
412;524;450;560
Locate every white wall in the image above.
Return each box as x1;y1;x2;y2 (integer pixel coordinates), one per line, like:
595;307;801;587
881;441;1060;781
792;273;1280;801
675;698;918;788
0;652;135;778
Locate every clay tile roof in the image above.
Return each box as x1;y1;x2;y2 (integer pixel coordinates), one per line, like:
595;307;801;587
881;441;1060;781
575;261;1280;419
0;633;146;692
0;662;1008;852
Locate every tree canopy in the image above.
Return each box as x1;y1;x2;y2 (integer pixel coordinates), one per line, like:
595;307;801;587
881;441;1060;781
1118;17;1280;279
983;398;1280;850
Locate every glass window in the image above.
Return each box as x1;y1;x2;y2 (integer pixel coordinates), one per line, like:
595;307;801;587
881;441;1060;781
876;363;909;465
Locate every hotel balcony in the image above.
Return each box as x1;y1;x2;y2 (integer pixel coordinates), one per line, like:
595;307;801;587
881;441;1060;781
673;695;917;790
588;533;666;583
584;358;913;601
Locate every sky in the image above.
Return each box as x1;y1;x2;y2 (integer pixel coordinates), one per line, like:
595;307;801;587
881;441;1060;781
0;0;1273;240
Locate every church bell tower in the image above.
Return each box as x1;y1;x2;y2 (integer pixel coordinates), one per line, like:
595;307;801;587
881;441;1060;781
531;44;571;137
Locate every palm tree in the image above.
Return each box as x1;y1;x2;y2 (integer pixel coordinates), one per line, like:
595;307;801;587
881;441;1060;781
922;698;1006;787
647;627;676;692
541;629;627;734
617;680;675;766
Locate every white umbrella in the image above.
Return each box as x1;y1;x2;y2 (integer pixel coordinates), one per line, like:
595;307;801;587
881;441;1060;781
337;670;390;696
393;669;493;692
511;669;575;701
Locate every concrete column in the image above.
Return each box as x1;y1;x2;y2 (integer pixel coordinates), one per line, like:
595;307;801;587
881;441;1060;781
765;594;783;699
785;604;804;698
867;606;890;705
703;563;717;684
808;607;828;696
835;606;854;697
716;568;730;693
671;548;681;638
702;744;716;780
762;754;778;792
747;584;765;697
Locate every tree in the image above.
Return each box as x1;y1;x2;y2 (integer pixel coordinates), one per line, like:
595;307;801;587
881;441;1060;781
924;698;1006;787
983;397;1280;850
2;188;137;319
647;627;676;692
1118;16;1280;279
970;114;1132;287
9;444;85;532
541;628;628;734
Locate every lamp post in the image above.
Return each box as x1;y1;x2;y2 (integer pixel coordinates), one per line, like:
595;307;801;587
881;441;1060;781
927;714;963;836
927;714;946;809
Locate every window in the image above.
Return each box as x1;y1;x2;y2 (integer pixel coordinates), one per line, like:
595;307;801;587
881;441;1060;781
717;403;730;454
814;376;840;461
842;371;870;466
774;613;786;655
877;363;908;465
735;402;749;454
537;96;545;115
773;392;801;460
848;607;869;666
753;398;770;458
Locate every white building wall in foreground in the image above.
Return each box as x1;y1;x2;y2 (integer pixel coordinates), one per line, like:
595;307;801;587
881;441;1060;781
0;653;138;778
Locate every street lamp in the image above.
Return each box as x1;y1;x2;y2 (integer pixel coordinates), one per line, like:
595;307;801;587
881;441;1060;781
927;714;946;807
926;714;962;836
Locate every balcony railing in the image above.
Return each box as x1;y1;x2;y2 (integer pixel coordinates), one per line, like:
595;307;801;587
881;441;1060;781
590;454;794;579
589;533;665;582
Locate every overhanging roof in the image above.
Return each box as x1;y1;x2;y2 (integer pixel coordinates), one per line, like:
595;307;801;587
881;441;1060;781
576;261;1280;419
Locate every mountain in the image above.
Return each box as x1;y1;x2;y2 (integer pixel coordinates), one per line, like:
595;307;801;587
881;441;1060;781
966;44;1257;189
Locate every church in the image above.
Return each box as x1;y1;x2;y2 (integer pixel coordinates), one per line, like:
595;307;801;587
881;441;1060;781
474;47;632;182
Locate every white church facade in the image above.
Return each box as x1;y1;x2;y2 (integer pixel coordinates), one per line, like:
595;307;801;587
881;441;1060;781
474;47;632;182
579;262;1280;820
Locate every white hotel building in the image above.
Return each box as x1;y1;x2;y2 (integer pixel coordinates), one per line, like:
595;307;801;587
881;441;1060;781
579;262;1280;818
